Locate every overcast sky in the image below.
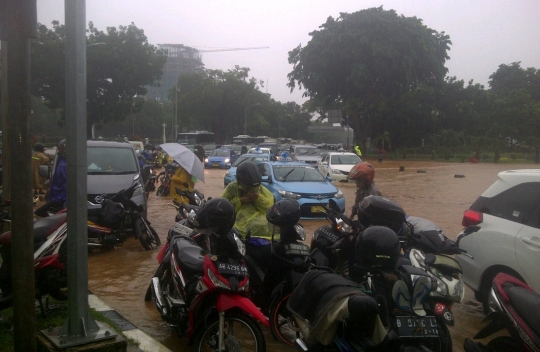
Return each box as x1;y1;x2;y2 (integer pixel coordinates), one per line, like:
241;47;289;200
37;0;540;105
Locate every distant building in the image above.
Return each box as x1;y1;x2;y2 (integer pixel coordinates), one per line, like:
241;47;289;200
308;109;354;147
146;44;204;102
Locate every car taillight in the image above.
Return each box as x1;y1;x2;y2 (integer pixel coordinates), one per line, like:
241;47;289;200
462;209;483;227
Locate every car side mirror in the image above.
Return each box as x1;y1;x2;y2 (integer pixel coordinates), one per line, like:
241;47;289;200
322;161;328;166
262;175;271;183
142;165;151;180
39;164;50;178
326;176;333;182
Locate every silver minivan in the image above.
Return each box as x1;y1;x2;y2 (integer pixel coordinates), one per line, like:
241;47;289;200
47;140;148;217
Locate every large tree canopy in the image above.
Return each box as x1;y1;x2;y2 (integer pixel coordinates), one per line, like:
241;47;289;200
287;7;451;139
31;21;167;137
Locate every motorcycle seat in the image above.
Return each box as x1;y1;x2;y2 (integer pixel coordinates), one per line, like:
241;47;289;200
348;293;379;317
505;286;540;335
172;235;208;278
33;213;67;242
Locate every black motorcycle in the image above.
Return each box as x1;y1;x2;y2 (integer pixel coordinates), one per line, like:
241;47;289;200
87;182;161;250
244;199;313;346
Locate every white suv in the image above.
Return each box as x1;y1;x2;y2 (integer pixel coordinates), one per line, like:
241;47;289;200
456;169;540;312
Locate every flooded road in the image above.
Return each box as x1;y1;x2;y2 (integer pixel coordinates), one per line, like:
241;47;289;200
87;159;537;351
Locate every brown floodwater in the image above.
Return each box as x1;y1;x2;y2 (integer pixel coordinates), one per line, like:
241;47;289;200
86;159;539;352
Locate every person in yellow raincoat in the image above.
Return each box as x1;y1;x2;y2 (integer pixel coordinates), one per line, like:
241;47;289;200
32;142;50;195
221;161;274;239
169;163;198;204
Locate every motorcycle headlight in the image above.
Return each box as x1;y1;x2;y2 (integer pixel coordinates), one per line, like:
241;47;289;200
432;276;448;296
334;189;344;199
233;232;246;256
452;277;465;303
278;190;301;200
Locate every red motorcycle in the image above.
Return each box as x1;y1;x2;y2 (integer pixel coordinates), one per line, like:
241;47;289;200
145;198;268;351
0;203;68;314
464;272;540;352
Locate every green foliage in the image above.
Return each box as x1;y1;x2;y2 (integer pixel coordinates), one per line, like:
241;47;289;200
31;21;167;138
287;6;451;141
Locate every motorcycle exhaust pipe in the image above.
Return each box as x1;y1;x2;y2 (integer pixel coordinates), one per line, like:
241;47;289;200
294;338;309;352
151;277;168;316
88;243;103;248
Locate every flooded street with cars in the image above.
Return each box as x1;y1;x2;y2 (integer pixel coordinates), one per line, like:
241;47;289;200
85;159;538;351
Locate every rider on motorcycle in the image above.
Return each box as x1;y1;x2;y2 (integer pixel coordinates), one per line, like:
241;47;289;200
221;161;273;239
349;162;382;220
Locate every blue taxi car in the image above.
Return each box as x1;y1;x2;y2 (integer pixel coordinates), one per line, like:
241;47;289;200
223;152;273;187
257;160;345;218
204;148;237;169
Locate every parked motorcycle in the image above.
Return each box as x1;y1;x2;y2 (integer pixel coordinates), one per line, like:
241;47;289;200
0;201;68;314
87;182;160;250
145;198;269;351
402;216;474;327
463;272;540;352
155;163;174;197
244;199;312;345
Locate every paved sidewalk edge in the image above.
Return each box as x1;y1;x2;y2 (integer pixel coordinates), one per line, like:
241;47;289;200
88;294;172;352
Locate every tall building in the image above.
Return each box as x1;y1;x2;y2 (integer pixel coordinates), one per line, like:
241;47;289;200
146;44;204;102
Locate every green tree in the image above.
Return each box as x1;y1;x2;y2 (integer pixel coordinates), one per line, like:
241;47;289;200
287;7;451;144
31;21;167;138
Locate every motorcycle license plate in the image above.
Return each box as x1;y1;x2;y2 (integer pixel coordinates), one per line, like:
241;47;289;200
395;316;439;338
311;205;326;214
217;262;249;277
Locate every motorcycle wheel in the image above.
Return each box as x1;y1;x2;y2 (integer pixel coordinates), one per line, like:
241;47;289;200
193;312;266;352
135;218;161;250
421;316;452;352
269;294;301;345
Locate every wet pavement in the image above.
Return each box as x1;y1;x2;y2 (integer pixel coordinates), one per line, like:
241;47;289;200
85;159;536;351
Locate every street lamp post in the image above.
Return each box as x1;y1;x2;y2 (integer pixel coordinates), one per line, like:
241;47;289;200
162;123;167;144
244;103;261;135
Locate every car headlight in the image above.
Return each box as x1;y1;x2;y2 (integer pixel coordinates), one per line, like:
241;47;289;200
334;189;343;199
205;158;209;163
224;158;230;163
224;171;230;177
278;190;301;200
133;184;144;197
331;169;342;174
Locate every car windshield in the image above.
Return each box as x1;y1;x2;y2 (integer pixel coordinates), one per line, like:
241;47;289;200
330;154;361;165
87;147;138;174
297;147;319;155
273;165;326;182
233;155;269;166
211;150;230;157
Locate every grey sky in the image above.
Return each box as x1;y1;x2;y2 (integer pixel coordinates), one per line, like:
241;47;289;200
37;0;540;105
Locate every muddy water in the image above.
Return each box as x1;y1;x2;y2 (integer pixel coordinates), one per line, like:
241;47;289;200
87;160;538;351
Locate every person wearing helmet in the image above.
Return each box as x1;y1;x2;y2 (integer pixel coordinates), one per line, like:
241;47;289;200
32;142;50;195
221;161;274;239
35;140;67;217
348;161;382;219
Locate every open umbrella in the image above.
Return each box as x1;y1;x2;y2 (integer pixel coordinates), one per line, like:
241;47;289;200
159;143;205;183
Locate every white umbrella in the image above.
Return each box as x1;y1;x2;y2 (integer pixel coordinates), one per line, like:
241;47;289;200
160;143;205;183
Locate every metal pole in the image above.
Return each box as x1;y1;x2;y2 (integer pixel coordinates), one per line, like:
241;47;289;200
244;106;248;135
64;0;98;338
0;1;37;350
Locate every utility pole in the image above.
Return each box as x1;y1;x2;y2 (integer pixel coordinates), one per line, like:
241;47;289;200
0;1;37;350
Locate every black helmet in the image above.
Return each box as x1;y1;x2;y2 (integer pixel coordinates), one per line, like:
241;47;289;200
357;195;406;233
236;161;261;187
356;226;400;270
194;198;236;234
33;142;45;153
266;199;301;227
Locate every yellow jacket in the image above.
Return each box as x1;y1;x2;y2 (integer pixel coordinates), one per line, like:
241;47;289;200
221;182;274;239
170;166;197;204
